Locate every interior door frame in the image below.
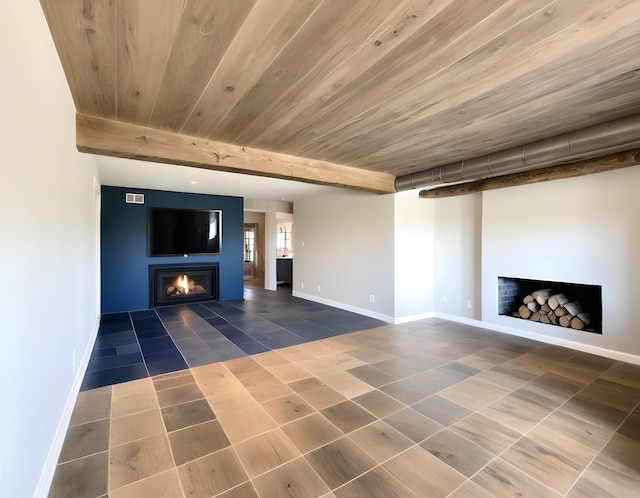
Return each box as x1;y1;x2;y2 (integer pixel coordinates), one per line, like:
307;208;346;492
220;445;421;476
243;223;258;279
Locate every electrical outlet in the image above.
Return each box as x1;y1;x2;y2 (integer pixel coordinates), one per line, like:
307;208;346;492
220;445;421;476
317;284;321;292
301;282;304;289
369;294;375;303
467;299;472;309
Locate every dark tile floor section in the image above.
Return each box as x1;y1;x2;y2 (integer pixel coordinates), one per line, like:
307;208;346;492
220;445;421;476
132;309;189;377
82;313;147;391
81;287;385;391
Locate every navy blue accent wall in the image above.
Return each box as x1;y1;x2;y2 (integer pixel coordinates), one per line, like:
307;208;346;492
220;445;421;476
101;186;244;313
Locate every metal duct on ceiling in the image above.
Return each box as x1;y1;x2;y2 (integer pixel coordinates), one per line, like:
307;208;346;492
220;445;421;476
394;114;640;192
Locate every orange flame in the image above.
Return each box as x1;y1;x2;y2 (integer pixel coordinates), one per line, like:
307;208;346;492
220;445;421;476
179;274;189;294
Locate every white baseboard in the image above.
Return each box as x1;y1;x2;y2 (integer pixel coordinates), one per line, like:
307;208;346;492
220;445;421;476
394;312;436;324
292;291;395;324
290;293;435;325
290;292;640;365
434;312;640;366
35;314;101;498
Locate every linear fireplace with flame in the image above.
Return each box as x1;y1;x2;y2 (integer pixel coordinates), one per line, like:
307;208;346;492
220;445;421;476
150;264;219;307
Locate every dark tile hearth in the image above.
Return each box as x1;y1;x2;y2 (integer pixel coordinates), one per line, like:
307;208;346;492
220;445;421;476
81;287;385;391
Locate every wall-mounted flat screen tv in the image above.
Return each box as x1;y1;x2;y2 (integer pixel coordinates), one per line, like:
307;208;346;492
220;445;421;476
149;208;222;256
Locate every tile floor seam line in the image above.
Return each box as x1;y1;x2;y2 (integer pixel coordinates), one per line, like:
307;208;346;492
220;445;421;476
163;415;219;435
571;396;640;483
376;377;408;391
280;419;344;458
448;355;562;415
438;439;502;495
54;448;110;468
232;429;288;480
486;452;567;497
173;454;189;498
296;453;337;495
167;445;235;481
564;448;607;497
217;402;285;444
159;312;205;339
211;480;255;498
108;388;114;496
232;444;291;482
68;413;112;428
108;468;188;498
128;311;151;379
592;359;640;393
108;380;176;495
344;425;431;469
443;409;497;445
351;394;410;420
243;453;328;496
444;478;477;498
426;367;585;493
192;362;235;397
278;409;327;428
330;462;420;497
371;437;472;493
435;378;512;413
153;371;196;385
224;444;253;493
234;315;314;352
128;321;158;379
246;331;290;353
471;395;587;496
229;426;325;483
153;389;205;410
541;363;624;427
153;307;191;369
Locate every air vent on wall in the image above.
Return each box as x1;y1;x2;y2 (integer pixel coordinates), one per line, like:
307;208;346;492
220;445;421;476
125;193;145;204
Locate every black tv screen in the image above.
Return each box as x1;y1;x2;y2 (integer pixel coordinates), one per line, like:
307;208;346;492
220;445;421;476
149;208;222;256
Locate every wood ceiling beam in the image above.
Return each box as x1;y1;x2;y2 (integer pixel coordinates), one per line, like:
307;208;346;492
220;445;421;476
418;149;640;198
76;114;396;194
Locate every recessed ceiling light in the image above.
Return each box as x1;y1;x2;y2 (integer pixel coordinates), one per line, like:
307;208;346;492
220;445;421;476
190;181;197;184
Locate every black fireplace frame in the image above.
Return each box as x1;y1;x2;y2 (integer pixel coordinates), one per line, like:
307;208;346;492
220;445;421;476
149;263;219;308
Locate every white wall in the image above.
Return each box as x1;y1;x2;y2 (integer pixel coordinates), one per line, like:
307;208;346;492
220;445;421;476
245;199;293;289
393;191;436;321
0;4;100;496
293;190;395;320
482;168;640;359
433;194;483;319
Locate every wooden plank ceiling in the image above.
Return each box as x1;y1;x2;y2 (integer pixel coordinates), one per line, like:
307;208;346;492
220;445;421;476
40;0;640;194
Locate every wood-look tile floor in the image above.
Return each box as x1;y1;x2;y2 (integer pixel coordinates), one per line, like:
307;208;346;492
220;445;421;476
49;319;640;497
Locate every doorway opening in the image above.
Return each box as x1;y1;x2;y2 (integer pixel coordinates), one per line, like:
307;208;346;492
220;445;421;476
243;212;265;289
244;223;258;281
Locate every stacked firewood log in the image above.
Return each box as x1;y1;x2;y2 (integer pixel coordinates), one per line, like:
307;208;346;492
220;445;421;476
516;289;591;330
